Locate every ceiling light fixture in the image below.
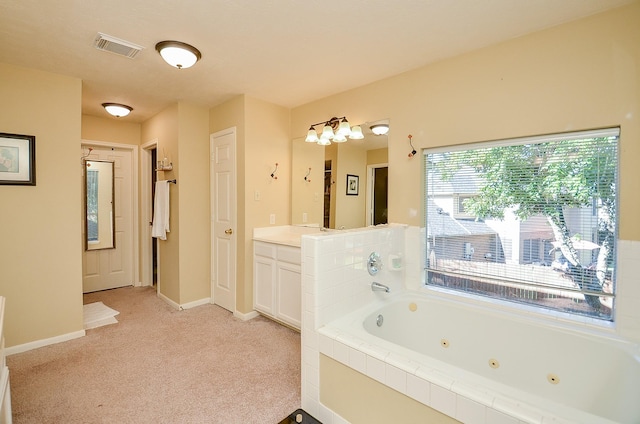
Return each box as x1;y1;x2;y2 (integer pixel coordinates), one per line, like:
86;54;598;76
102;103;133;117
370;124;389;136
155;40;202;69
305;116;364;145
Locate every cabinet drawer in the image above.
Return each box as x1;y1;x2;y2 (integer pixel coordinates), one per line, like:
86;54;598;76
254;241;277;259
277;245;301;265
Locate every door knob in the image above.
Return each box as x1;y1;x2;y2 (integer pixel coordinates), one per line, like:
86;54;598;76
225;229;233;235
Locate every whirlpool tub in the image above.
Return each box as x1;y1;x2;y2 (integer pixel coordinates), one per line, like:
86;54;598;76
318;291;640;423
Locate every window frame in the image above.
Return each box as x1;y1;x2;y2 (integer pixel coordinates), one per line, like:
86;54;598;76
423;128;620;322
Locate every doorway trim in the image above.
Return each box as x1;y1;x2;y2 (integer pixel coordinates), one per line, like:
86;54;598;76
140;139;158;290
366;162;388;226
81;139;139;286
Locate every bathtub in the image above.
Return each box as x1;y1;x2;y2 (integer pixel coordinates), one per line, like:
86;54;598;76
318;291;640;424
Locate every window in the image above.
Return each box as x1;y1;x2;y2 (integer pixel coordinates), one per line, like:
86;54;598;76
454;195;476;219
522;238;542;263
424;128;619;321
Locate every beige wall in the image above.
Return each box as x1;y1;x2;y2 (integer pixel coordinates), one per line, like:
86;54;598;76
291;3;640;241
82;115;141;145
141;104;180;302
0;63;83;347
141;102;209;306
291;137;325;226
367;147;388;165
177;102;211;303
334;143;367;229
320;355;459;424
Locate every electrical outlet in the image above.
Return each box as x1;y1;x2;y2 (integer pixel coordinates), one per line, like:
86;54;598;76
302;213;308;223
269;214;275;225
254;190;261;201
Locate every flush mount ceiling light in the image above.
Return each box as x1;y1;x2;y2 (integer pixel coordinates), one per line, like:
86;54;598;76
370;124;389;136
305;116;364;145
102;103;133;118
155;41;202;69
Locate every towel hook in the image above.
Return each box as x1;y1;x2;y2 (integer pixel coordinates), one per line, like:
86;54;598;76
81;147;93;165
270;163;279;179
407;134;417;158
304;167;311;182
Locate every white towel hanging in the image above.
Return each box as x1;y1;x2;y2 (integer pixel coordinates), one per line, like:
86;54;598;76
152;180;171;240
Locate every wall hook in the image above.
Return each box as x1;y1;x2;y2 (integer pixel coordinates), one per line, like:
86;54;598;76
304;167;311;182
270;163;279;179
407;134;417;158
81;147;93;165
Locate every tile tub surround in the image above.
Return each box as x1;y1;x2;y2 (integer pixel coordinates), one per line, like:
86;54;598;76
300;226;640;424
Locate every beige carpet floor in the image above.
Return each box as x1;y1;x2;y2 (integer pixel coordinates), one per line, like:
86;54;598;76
7;286;301;424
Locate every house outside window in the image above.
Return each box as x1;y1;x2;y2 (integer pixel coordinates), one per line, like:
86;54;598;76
424;128;619;321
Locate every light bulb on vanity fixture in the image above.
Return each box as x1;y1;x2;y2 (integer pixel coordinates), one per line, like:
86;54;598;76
102;103;132;117
305;116;364;145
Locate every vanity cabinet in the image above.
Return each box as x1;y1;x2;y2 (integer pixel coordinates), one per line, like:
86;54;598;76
253;241;301;330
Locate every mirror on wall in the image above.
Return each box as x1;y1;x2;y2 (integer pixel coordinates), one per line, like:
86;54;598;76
291;120;388;229
85;160;115;250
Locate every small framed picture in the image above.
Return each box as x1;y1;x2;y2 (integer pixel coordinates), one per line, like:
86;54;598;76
0;132;36;186
346;174;359;196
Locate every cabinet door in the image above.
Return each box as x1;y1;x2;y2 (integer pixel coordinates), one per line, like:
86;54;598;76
254;256;276;315
276;261;302;329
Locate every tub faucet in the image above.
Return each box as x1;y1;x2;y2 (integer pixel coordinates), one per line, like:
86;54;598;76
371;282;390;293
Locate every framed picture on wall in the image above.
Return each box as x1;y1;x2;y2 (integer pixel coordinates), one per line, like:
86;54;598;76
346;174;359;196
0;132;36;186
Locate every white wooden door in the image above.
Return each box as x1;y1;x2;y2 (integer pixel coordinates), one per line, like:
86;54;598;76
82;145;134;293
211;128;236;312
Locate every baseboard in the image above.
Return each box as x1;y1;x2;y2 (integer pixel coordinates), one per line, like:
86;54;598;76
234;310;259;321
6;330;85;356
157;293;211;311
181;298;211;310
157;292;181;310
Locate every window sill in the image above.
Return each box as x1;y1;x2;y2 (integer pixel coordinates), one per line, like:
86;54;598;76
421;285;617;336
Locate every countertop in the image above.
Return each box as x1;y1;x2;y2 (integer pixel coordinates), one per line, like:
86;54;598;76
253;225;322;247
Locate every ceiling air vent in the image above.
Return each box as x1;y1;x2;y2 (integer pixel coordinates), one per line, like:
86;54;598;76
94;33;144;59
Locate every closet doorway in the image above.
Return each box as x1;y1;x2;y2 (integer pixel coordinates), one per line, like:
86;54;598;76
141;140;159;291
366;164;388;226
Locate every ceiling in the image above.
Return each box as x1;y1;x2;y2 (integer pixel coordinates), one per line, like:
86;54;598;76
0;0;633;123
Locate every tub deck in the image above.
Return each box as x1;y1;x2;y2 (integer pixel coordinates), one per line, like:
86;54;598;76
318;291;640;424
